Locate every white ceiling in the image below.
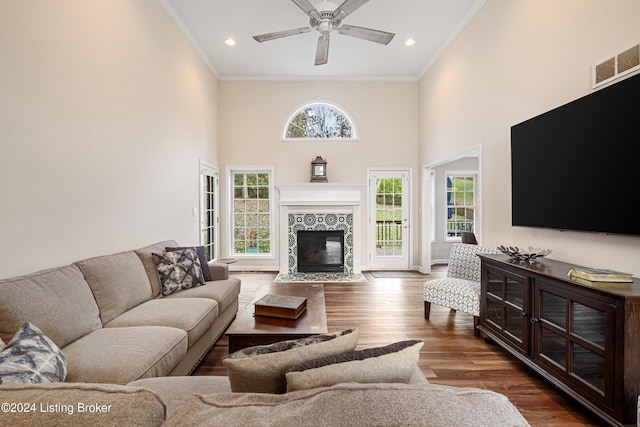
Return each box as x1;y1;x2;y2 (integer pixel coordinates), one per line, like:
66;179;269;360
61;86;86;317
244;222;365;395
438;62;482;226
160;0;486;81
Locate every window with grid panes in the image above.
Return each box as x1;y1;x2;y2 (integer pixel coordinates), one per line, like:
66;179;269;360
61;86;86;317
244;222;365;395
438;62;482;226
231;169;272;255
445;174;476;239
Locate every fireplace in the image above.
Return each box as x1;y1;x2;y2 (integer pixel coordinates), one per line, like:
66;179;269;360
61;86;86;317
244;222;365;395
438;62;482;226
297;230;345;273
287;213;353;274
276;183;364;281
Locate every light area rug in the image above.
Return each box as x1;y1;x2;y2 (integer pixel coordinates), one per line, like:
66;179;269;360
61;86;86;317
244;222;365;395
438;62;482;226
275;272;367;283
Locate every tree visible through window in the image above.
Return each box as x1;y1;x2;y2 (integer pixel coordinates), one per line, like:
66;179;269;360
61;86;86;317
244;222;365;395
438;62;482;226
446;174;475;238
284;102;356;139
231;170;272;255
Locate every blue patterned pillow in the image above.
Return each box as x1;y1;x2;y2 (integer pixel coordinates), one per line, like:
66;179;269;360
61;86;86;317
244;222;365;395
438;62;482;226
0;322;68;384
152;248;206;296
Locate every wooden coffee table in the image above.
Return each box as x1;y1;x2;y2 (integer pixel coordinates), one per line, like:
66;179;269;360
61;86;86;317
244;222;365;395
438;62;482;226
226;282;328;353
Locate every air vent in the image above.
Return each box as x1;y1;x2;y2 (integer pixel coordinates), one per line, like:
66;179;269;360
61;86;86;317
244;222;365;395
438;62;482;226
593;43;640;88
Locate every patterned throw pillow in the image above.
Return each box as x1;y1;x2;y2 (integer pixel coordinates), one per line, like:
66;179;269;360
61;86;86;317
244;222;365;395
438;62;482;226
285;340;423;392
0;322;68;384
153;248;206;296
165;246;213;281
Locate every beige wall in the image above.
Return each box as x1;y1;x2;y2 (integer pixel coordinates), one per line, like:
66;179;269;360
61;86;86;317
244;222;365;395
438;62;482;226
419;0;640;275
218;81;419;269
0;0;219;278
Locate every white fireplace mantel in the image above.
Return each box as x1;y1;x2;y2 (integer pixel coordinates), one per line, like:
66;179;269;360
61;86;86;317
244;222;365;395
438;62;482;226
277;183;363;206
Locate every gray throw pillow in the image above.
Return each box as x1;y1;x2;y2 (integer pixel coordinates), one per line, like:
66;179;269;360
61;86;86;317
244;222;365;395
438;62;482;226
153;248;206;296
285;340;423;392
165;246;213;281
223;329;359;394
0;322;68;384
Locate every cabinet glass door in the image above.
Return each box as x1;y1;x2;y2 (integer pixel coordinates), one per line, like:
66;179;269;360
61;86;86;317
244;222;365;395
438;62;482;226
483;266;529;353
533;281;615;408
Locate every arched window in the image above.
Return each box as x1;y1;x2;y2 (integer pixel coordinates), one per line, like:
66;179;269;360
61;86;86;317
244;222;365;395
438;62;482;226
283;101;358;141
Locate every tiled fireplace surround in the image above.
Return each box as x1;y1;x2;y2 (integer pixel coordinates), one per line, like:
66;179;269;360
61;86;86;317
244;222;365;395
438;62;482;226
276;183;365;282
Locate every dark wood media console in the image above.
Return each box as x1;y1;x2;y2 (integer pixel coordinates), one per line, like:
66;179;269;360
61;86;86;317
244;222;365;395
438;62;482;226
478;254;640;427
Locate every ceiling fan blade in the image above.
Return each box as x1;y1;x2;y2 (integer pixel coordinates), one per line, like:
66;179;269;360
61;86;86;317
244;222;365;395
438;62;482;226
291;0;320;19
315;35;330;66
337;24;395;45
333;0;369;21
253;27;312;42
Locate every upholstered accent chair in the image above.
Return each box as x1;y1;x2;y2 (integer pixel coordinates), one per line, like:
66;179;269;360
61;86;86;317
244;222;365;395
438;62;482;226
423;243;501;336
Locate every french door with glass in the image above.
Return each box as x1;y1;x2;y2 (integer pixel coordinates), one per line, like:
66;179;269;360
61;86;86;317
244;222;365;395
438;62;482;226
368;169;411;270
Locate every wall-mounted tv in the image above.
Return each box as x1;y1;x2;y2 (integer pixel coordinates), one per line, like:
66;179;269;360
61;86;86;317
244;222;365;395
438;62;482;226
511;72;640;237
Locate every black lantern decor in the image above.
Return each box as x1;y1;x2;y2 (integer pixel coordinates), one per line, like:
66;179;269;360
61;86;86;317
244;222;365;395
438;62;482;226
310;156;328;182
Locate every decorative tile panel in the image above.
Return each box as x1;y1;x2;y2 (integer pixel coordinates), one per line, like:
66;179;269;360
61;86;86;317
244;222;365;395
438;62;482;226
288;213;353;274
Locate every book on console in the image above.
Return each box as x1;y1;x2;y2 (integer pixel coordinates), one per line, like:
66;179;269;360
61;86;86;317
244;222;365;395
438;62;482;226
567;267;633;283
254;294;308;319
569;276;633;290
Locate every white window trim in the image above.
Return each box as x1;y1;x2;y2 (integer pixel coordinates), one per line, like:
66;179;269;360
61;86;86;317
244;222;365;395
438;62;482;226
444;170;477;243
281;100;359;142
226;166;276;258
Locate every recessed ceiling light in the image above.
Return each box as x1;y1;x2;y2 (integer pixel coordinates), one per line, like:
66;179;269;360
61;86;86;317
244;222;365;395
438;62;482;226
404;38;416;47
224;38;236;47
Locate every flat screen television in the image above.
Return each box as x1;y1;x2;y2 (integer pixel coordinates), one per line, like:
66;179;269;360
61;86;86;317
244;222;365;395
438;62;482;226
511;72;640;237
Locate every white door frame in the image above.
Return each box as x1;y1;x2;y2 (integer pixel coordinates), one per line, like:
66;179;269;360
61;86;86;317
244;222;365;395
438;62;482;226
199;161;220;261
421;145;482;268
367;168;412;270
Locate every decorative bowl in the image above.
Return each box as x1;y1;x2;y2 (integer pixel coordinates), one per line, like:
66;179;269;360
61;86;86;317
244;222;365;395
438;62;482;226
498;245;552;262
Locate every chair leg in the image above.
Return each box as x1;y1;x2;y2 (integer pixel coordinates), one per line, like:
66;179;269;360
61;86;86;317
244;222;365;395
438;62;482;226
424;301;431;320
473;316;480;337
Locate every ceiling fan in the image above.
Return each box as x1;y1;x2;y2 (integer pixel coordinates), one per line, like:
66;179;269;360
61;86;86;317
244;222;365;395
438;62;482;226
252;0;395;66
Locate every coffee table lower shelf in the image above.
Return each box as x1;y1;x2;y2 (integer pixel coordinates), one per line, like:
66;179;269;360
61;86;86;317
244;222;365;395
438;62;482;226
226;282;327;353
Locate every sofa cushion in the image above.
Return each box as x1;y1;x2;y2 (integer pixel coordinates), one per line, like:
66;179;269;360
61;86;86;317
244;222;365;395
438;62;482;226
163;277;241;314
135;240;180;298
62;326;187;384
285;340;423;392
152;248;206;296
163;382;530;427
222;329;359;394
166;246;212;281
105;298;218;347
0;264;102;347
76;251;153;324
0;322;67;385
0;383;165;427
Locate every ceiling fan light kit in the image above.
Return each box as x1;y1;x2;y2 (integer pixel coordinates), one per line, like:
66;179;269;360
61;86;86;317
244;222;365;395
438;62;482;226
252;0;395;66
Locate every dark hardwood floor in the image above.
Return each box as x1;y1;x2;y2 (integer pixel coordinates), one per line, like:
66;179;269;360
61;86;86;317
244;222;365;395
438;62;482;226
193;269;606;427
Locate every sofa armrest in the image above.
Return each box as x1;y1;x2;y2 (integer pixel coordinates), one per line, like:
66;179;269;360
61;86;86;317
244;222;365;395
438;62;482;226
0;383;165;427
207;262;229;280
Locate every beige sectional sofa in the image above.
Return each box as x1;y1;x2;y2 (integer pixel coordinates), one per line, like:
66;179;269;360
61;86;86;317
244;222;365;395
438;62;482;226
0;369;531;426
0;240;241;384
0;242;531;426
